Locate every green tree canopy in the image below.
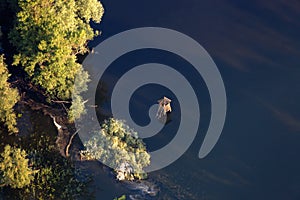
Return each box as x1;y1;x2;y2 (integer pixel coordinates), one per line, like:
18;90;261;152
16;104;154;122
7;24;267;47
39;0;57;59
0;55;19;133
0;145;33;188
10;0;104;100
114;195;126;200
82;118;150;180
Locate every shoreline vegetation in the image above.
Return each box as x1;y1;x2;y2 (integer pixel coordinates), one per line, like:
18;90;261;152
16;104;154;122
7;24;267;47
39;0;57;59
81;118;150;181
0;0;152;199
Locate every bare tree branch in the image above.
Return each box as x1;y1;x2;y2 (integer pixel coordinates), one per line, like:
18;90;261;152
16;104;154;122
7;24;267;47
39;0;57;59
65;129;80;157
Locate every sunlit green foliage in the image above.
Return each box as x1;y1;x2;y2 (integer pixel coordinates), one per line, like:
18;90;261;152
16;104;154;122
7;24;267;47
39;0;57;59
82;118;150;180
68;67;90;121
4;131;89;199
114;194;126;200
0;55;19;133
0;145;33;188
9;0;104;120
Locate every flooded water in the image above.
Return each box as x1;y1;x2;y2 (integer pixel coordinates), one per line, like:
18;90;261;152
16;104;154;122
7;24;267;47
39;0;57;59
88;0;300;199
9;1;300;200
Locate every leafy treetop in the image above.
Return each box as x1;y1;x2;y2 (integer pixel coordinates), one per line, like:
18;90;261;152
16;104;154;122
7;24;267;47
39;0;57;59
0;55;19;133
10;0;104;100
82;118;150;180
0;145;34;188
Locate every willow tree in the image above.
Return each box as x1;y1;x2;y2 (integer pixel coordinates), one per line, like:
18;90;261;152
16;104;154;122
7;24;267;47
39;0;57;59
0;55;19;133
0;145;33;188
10;0;104;119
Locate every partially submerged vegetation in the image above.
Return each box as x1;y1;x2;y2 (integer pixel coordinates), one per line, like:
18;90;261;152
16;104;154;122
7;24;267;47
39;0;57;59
1;130;89;200
0;0;107;199
0;0;151;199
81;118;150;181
114;194;126;200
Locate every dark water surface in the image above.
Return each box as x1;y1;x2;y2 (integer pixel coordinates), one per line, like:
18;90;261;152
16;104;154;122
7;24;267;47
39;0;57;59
12;1;299;200
88;1;300;199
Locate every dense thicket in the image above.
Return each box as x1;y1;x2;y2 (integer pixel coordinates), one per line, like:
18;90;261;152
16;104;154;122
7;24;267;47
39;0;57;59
0;145;33;188
0;0;104;198
0;55;19;133
10;0;104;120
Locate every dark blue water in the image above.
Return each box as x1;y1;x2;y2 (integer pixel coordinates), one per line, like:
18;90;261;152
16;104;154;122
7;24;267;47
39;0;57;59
90;0;300;199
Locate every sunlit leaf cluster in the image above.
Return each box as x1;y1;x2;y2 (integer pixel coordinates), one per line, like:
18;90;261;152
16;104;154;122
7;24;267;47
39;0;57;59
82;118;150;180
0;145;33;188
0;55;19;133
10;0;104;100
3;131;89;199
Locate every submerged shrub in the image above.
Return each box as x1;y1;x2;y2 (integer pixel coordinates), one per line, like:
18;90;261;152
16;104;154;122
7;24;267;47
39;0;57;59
81;118;150;180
